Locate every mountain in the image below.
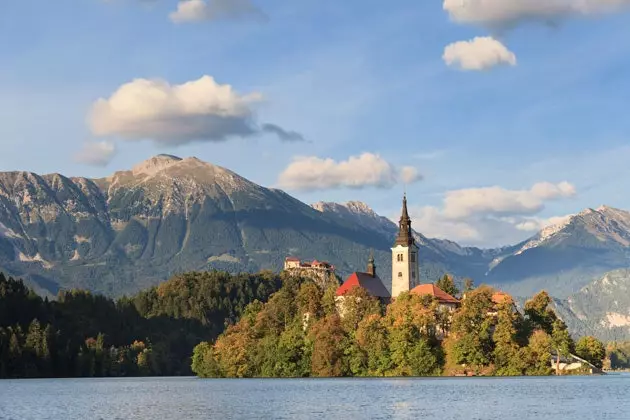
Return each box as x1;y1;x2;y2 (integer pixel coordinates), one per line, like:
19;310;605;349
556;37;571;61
3;153;630;313
484;206;630;297
553;269;630;341
0;155;489;297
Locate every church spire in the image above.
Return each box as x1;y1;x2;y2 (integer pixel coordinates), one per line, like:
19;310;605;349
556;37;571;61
367;250;376;277
394;193;414;246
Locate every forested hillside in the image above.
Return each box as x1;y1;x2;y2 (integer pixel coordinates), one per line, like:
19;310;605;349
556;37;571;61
0;270;281;378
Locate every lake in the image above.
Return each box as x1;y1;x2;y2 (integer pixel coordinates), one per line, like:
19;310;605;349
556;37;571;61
0;375;628;419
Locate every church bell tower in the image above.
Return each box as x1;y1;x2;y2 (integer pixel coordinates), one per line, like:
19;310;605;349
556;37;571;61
391;194;420;298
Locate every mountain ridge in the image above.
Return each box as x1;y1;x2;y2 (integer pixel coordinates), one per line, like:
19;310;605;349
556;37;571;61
2;154;630;305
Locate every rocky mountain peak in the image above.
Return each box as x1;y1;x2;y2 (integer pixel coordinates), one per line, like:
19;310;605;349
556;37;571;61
311;201;377;216
131;154;183;176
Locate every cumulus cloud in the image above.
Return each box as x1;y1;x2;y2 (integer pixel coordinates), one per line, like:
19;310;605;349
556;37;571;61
443;36;516;71
74;141;117;166
169;0;266;23
88;75;302;145
442;181;576;219
277;153;422;191
406;181;576;246
443;0;630;29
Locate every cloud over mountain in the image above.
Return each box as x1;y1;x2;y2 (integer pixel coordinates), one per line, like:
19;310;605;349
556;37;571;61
74;141;117;166
169;0;266;23
409;181;576;245
277;153;421;191
443;36;516;71
88;75;302;150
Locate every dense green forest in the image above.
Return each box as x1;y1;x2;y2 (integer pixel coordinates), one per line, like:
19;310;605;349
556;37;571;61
0;271;282;378
191;277;607;378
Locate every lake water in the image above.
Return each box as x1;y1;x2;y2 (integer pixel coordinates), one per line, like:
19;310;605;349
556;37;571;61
0;375;628;419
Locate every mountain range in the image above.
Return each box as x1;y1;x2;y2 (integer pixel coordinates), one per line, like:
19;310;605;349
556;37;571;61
1;154;630;339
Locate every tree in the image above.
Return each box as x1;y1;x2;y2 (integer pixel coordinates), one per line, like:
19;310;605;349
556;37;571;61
493;301;526;376
384;293;442;376
576;336;605;369
309;315;348;377
338;287;381;335
192;342;221;378
551;319;573;375
435;274;459;297
524;291;556;335
524;330;553;376
353;314;390;376
447;286;495;371
463;278;475;293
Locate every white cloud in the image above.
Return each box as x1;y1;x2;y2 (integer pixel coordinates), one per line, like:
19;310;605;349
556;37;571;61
277;153;422;191
411;206;483;242
74;141;117;166
400;166;422;184
169;0;266;23
443;0;630;29
88;75;301;145
515;214;574;231
405;181;576;246
442;181;576;219
443;36;516;71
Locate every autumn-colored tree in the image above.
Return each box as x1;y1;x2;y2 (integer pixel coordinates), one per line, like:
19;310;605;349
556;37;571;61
338;287;382;335
213;321;258;378
576;336;605;369
384;292;442;376
309;315;348;377
296;282;324;324
352;314;391;376
524;330;553;376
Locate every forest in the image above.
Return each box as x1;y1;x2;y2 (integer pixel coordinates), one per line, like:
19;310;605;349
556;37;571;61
0;270;281;378
0;269;621;379
191;275;608;378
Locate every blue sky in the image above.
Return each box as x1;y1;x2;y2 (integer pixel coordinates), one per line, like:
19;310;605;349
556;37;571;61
1;0;630;247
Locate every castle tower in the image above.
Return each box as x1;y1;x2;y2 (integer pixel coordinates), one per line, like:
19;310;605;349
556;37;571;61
391;194;420;298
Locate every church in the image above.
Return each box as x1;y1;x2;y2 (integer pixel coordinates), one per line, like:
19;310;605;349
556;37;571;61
336;194;459;307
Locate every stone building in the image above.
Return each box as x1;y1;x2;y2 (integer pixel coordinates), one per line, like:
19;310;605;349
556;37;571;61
283;256;338;287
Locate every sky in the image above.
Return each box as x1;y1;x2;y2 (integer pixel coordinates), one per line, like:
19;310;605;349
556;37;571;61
2;0;630;248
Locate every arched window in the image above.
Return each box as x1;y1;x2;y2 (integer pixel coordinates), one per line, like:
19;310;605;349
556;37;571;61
398;272;403;277
397;254;404;262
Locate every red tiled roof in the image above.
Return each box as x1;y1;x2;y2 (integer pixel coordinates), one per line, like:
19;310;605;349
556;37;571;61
336;272;391;298
285;257;300;262
492;292;512;305
410;284;460;304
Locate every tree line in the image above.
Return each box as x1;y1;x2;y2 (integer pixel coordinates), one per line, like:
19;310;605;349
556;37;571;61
0;270;282;378
192;276;607;378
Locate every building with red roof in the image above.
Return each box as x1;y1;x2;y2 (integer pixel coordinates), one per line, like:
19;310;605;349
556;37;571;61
336;253;391;304
411;284;460;311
